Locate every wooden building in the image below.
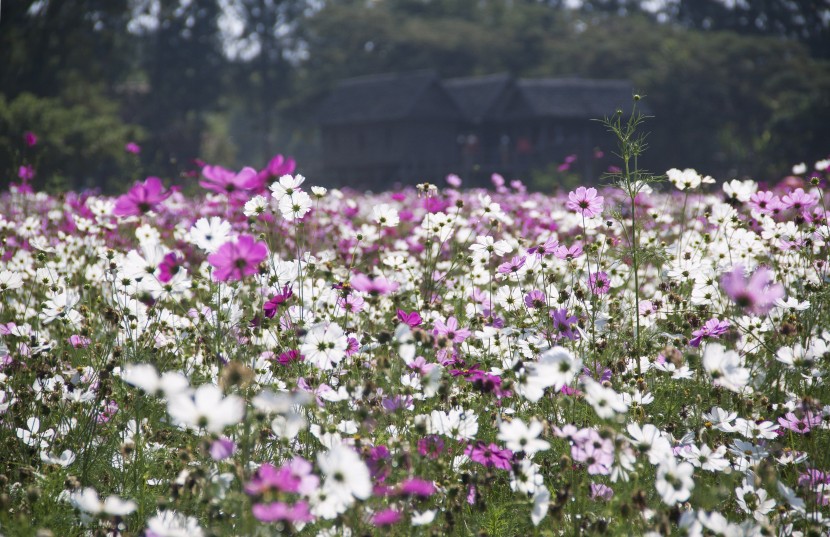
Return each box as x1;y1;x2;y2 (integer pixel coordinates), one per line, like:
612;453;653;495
316;71;637;188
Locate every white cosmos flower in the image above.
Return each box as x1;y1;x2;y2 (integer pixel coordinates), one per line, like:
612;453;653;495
655;458;695;504
189;217;231;254
278;191;313;220
520;346;581;402
626;423;673;465
120;363;190;398
702;343;750;393
681;444;730;472
703;406;737;432
735;480;776;519
70;487;137;516
269;174;306;201
425;407;479;440
412;510;436;526
166;384;245;433
243;195;268;217
146;510;205;537
40;449;76;467
372;204;400;227
582;378;629;419
0;270;24;291
317;444;371;514
531;485;550;526
300;322;348;370
498;418;550;456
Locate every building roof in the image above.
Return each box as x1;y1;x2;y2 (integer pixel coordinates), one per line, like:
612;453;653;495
316;72;639;124
507;78;636;119
316;70;461;125
442;73;514;123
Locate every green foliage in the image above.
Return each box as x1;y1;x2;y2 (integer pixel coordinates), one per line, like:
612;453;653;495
0;90;143;192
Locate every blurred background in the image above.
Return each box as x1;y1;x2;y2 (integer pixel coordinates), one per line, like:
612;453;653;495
1;0;829;192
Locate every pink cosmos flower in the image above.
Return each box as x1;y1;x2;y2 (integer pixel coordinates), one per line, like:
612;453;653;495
748;191;782;215
780;188;818;212
256;153;297;186
158;252;183;283
524;290;546;308
590;483;614;501
125;142;141;154
264;285;293;318
18;165;35;181
464;442;513;470
567;186;604;218
497;255;526;274
720;265;784;316
24;131;38;147
200;165;261;195
554;244;583;261
68;335;91;348
351;274;399;295
113;177;171;217
689;317;730;347
778;411;821;434
372;509;402;526
396;478;435;498
209;438;236;460
252;501;313;523
587;272;611;295
207;235;268;282
397;309;422;328
433;316;471;343
417;435;445;458
446;173;462;188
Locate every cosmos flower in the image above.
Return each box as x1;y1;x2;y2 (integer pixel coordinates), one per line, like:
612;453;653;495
689;317;730;347
655;458;695;504
566;186;604;217
317;444;372;508
166;384;245;433
720;265;784;316
432;316;471;343
70;487;137;517
200;165;261;195
587;271;611;295
189;216;232;254
113;177;171;217
208;235;268;282
498;418;550;456
300;323;348;370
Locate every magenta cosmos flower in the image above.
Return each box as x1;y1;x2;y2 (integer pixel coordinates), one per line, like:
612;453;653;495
567;186;604;218
200;165;262;195
208;235;268;282
113;177;172;217
720;265;784;316
587;272;611;295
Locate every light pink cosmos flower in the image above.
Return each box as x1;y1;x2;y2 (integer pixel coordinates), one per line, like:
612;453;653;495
125;142;141;154
720;265;784;316
780;188;818;212
207;235;268;282
778;411;821;434
113;177;171;217
433;316;471;343
748;191;782;215
566;186;604;218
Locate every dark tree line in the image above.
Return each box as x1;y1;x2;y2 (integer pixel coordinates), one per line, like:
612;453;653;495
1;0;829;190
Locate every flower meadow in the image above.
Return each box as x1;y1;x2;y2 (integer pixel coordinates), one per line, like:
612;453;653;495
2;122;830;536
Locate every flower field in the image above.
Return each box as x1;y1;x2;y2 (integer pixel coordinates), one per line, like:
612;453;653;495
1;140;830;536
